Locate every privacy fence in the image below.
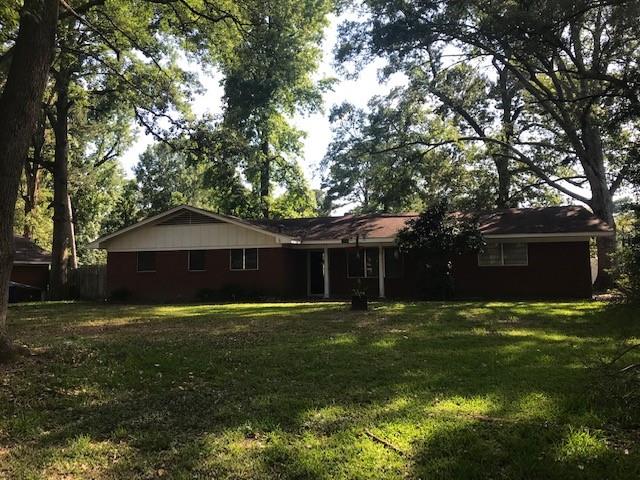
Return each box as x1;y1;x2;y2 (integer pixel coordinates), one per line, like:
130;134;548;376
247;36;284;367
69;265;107;300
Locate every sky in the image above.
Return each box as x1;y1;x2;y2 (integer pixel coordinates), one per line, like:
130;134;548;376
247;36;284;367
118;14;405;190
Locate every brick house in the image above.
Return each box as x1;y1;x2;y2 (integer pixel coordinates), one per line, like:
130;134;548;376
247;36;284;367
89;204;613;301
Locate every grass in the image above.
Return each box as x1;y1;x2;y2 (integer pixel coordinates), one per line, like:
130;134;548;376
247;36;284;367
1;300;639;479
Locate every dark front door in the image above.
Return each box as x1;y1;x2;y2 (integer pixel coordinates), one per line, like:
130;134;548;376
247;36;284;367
308;251;324;296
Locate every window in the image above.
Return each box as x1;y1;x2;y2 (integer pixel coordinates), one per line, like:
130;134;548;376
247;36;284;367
347;248;379;278
137;251;156;272
384;247;403;278
188;250;206;271
478;243;528;266
230;248;259;271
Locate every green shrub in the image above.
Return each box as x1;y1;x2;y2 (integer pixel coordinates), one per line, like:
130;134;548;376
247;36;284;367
613;207;640;302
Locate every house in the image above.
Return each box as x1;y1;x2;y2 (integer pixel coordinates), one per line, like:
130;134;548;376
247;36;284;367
89;204;613;301
10;235;51;301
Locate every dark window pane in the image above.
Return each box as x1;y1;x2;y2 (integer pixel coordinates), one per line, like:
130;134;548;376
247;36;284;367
189;250;206;271
245;248;258;270
347;249;364;277
384;247;403;278
503;243;528;265
230;249;244;270
478;243;502;266
365;248;379;277
137;251;156;272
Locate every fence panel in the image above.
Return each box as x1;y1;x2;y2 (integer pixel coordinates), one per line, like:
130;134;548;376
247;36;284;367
70;265;107;300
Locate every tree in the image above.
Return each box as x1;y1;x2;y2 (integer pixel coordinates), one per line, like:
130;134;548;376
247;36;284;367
321;88;556;214
213;0;334;218
397;199;484;299
135;142;214;215
613;205;640;302
338;0;640;286
0;0;58;359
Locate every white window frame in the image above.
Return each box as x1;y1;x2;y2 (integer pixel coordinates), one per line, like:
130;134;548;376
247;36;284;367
478;242;528;267
347;248;379;278
229;248;259;271
187;250;206;272
136;251;156;272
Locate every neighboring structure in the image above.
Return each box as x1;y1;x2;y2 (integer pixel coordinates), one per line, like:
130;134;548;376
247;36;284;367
89;205;613;301
10;235;51;301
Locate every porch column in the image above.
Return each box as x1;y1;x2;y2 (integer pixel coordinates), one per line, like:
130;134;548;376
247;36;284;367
378;245;385;298
323;247;330;299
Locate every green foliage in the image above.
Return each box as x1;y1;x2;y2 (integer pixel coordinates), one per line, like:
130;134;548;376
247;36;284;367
322;92;502;213
207;0;334;218
613;207;640;302
100;179;141;234
72;161;129;265
13;174;54;250
135;142;213;215
336;0;640;219
397;200;484;298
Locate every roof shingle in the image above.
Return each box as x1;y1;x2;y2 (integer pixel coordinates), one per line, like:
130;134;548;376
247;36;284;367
248;205;612;240
14;236;51;264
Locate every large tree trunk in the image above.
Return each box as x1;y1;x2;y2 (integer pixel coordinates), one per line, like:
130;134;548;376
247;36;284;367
581;118;616;290
260;139;270;218
0;0;59;360
49;67;73;300
495;64;517;209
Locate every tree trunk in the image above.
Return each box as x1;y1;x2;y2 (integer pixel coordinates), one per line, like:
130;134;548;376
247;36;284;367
495;157;511;208
495;65;517;209
49;67;73;300
22;113;46;238
260;139;270;218
581;118;616;290
0;0;58;360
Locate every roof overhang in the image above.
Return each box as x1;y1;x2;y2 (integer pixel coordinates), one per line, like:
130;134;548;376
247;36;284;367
88;205;295;249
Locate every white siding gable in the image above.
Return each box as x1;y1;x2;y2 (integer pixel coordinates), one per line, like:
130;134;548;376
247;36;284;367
102;221;279;252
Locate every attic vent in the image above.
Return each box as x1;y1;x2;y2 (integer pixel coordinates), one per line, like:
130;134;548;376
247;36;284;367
157;210;222;226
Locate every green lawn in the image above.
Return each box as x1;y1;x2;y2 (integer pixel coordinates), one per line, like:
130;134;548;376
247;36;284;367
1;301;639;479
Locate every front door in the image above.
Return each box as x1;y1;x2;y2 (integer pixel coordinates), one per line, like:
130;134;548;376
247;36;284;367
308;251;324;296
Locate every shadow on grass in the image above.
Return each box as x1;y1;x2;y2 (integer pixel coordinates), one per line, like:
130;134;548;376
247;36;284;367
1;301;639;479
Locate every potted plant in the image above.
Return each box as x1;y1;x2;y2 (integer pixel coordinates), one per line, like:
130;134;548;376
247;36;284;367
351;279;368;311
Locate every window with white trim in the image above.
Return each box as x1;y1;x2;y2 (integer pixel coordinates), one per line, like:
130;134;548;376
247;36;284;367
478;242;528;266
347;248;379;278
230;248;259;271
188;250;206;271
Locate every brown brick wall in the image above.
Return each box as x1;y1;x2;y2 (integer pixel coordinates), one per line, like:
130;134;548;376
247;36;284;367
107;248;307;301
452;241;592;299
107;242;593;301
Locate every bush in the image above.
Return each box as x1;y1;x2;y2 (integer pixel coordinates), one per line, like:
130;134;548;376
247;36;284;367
613;207;640;302
397;199;484;299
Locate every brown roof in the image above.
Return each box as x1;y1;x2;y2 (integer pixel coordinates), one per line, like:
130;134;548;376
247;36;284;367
251;214;417;241
14;236;51;264
249;205;612;241
477;206;613;235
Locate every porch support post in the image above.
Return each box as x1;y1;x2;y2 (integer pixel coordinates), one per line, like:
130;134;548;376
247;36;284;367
378;245;385;298
323;247;330;299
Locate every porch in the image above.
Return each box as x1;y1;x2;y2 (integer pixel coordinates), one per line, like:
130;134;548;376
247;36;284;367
299;244;409;299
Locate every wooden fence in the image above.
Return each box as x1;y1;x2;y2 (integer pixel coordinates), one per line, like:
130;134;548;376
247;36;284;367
69;265;107;300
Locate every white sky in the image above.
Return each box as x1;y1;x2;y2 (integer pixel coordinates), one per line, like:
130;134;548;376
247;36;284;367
118;14;405;190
